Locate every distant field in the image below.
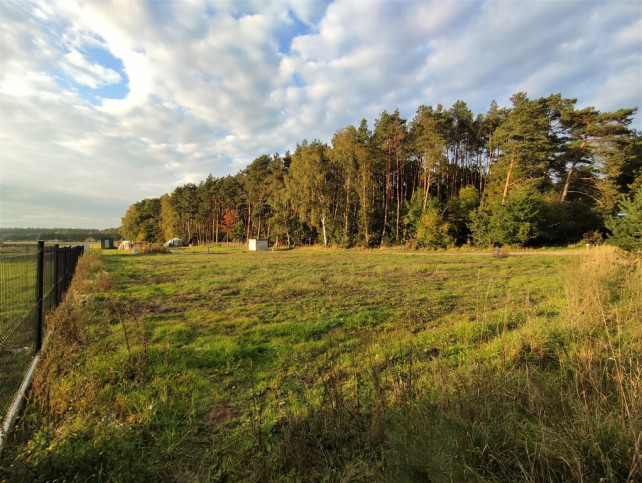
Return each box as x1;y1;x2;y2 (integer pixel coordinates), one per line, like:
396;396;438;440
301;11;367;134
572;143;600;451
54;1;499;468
2;246;640;481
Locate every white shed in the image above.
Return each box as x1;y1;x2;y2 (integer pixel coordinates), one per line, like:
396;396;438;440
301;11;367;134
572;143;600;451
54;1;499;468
248;239;268;251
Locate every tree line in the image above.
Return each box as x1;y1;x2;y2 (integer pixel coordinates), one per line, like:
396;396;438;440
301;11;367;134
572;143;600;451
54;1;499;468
120;92;641;248
0;227;121;243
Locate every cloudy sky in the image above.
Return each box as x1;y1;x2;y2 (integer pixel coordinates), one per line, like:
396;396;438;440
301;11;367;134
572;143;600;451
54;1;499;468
1;0;641;229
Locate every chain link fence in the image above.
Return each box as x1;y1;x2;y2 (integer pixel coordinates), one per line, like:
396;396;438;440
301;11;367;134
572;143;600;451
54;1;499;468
0;242;84;426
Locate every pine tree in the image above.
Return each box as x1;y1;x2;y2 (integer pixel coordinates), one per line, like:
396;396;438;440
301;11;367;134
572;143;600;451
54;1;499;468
490;93;554;205
606;186;642;252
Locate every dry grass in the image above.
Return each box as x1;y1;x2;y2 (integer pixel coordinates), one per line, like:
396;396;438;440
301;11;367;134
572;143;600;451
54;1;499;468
28;252;111;419
394;246;642;481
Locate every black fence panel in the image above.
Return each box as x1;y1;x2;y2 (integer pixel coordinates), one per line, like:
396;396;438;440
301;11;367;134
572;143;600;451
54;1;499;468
0;242;84;426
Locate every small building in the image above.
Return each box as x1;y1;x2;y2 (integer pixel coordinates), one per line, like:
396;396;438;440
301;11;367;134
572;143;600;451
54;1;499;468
100;237;115;249
248;239;268;251
166;238;183;247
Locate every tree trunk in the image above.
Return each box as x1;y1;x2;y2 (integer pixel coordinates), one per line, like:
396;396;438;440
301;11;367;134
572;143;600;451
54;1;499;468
502;149;516;205
561;161;577;201
381;157;390;244
423;169;432;211
246;203;251;241
214;209;219;244
362;182;369;246
478;152;484;192
562;134;588;201
321;216;328;246
381;193;388;243
344;179;350;241
486;134;494;176
396;154;401;241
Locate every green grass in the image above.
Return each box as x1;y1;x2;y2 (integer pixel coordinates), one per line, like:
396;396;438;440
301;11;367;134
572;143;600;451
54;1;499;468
1;246;640;481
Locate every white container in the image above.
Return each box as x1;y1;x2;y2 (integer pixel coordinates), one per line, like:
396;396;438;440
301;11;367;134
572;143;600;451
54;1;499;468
248;239;268;251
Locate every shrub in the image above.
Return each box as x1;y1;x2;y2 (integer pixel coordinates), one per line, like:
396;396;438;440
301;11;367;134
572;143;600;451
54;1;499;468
446;185;479;245
470;186;545;246
415;201;452;249
136;242;170;254
606;186;642;252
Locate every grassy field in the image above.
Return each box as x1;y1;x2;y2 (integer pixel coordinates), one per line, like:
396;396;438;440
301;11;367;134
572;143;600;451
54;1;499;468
0;246;640;481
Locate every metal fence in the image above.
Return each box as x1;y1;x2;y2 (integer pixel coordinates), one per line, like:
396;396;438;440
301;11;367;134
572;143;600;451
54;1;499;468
0;242;84;424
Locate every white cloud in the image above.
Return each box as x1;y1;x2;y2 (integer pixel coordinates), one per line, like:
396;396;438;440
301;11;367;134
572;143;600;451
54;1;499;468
0;0;640;228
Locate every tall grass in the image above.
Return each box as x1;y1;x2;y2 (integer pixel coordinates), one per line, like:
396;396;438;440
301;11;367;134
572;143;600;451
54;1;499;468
384;246;642;481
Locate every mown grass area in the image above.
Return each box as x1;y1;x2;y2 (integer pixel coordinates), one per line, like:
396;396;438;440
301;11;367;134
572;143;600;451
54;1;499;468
1;246;640;481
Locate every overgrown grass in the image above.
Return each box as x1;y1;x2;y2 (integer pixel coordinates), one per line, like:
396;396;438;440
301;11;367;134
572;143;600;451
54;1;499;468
0;247;639;481
386;246;642;481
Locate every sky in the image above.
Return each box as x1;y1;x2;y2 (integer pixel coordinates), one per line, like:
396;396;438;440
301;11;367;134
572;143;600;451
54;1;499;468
1;0;641;229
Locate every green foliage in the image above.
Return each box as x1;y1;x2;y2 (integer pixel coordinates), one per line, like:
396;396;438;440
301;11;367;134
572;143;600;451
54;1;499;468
487;93;555;202
285;140;334;245
470;185;546;246
120;198;163;242
415;199;452;249
446;185;479;245
540;196;603;245
411;105;449;192
606;186;642;252
159;194;179;241
622;133;642;192
402;190;424;239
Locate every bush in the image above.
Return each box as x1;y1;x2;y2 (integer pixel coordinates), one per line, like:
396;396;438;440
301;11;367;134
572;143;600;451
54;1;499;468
136;242;170;254
606;186;642;252
415;200;452;249
541;197;603;245
470;186;546;247
446;185;479;245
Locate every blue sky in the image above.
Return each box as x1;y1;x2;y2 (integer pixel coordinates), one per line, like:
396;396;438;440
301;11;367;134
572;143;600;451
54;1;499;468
1;0;641;229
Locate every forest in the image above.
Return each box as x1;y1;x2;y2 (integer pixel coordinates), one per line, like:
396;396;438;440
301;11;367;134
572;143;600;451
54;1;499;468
120;92;641;248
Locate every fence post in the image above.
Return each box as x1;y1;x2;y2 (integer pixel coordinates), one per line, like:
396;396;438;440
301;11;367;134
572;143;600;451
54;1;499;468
53;244;60;305
35;241;44;354
65;247;71;291
68;247;72;288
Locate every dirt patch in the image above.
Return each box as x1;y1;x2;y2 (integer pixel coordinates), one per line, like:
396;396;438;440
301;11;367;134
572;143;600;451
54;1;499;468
125;273;180;284
205;405;236;429
117;299;188;315
175;291;205;303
